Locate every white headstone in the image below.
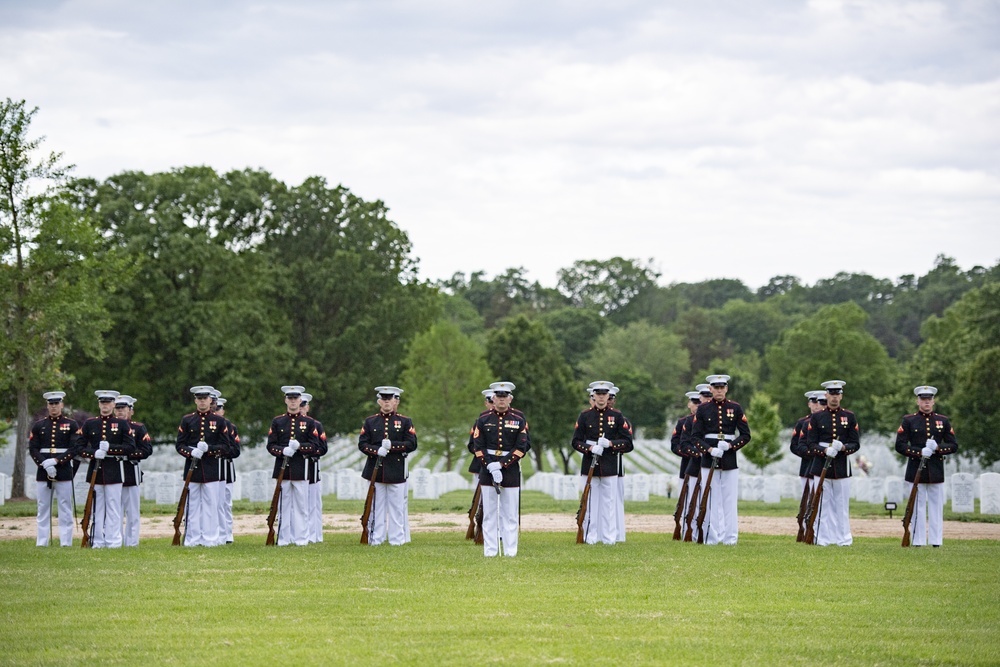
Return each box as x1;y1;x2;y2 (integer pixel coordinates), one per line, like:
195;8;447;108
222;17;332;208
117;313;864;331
885;476;904;504
778;474;799;500
559;475;579;501
142;472;161;501
245;470;272;503
622;475;635;502
950;472;975;513
651;473;669;497
25;476;37;500
979;472;1000;515
74;476;90;505
853;478;871;503
762;476;781;504
0;473;6;504
352;473;367;500
337;469;358;500
411;468;434;499
155;473;179;505
230;476;243;501
322;472;336;497
632;474;650;502
3;473;11;500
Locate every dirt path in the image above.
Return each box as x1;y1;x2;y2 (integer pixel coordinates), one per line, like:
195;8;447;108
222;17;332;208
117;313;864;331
3;513;998;541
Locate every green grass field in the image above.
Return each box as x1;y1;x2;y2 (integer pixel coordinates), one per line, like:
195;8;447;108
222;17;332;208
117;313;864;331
2;530;999;666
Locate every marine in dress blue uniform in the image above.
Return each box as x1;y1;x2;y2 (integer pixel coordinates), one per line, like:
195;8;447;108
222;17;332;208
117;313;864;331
28;391;81;546
79;390;136;548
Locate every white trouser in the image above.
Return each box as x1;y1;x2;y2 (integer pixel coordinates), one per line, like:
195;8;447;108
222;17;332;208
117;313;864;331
702;467;739;545
682;474;701;541
798;476;809;495
308;481;323;543
482;486;520;557
904;482;944;546
184;481;222;547
121;485;141;547
368;482;407;546
36;480;74;547
93;483;123;548
582;476;618;545
277;479;309;546
616;475;626;543
217;482;233;543
814;478;852;546
403;482;411;543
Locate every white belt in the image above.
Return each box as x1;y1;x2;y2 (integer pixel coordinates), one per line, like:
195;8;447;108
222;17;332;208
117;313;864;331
705;434;737;441
44;448;69;454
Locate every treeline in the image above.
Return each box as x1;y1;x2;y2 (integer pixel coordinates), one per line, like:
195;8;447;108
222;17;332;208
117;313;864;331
7;165;1000;470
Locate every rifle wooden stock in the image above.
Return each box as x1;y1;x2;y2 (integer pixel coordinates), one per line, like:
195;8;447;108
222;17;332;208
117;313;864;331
80;461;101;549
795;479;812;542
172;460;198;546
576;457;599;544
804;458;831;545
901;459;926;548
359;457;382;545
695;459;717;544
683;470;702;542
672;473;692;541
466;484;482;540
265;457;288;546
473;501;484;544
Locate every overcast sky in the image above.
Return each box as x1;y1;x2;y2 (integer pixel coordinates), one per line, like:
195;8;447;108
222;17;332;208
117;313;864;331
2;0;998;289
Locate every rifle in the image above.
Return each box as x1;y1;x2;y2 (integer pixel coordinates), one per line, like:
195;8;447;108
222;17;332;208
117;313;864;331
473;500;484;545
795;478;812;542
360;456;382;545
901;458;927;548
683;470;702;542
80;460;101;549
576;446;600;544
804;457;832;545
266;456;289;546
672;472;692;541
466;484;482;540
172;460;198;546
695;457;718;544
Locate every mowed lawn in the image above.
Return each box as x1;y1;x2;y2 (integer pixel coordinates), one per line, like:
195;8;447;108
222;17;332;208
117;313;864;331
2;531;998;666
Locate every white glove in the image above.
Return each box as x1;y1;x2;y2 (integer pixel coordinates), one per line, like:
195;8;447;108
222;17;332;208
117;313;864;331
190;448;204;460
282;446;296;457
196;441;209;452
590;444;605;457
490;469;503;484
597;437;610;448
381;438;391;448
825;446;837;458
718;441;731;452
41;458;58;468
709;447;723;458
377;445;389;457
289;439;300;451
927;439;938;452
45;465;57;478
921;446;933;458
832;439;844;452
487;462;502;473
99;440;110;451
94;449;107;460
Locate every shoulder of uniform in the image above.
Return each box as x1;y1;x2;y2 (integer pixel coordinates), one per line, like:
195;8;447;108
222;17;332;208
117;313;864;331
129;420;146;427
365;413;382;420
840;408;856;416
726;400;743;408
933;412;951;420
395;413;411;420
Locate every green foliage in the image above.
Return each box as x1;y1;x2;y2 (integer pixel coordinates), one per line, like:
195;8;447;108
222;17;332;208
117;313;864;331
743;392;783;472
719;299;793;355
401;321;494;470
2;534;999;665
485;315;578;472
440;267;566;328
915;283;1000;464
606;367;668;438
692;351;762;408
763;303;897;427
671;307;734;379
580;320;690;400
537;306;607;374
1;98;127;497
555;257;659;322
63;169;438;441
